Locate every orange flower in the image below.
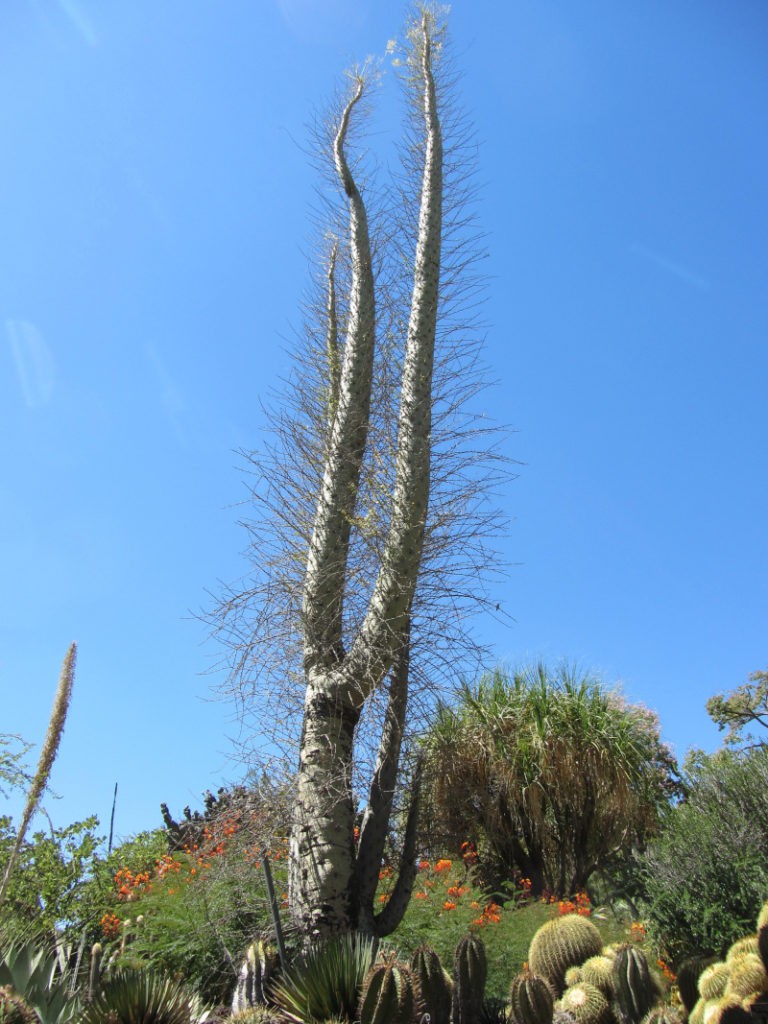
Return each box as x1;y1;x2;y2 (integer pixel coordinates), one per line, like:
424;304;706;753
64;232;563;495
460;841;478;865
447;884;470;899
414;891;429;900
434;859;452;873
418;859;430;871
443;900;457;911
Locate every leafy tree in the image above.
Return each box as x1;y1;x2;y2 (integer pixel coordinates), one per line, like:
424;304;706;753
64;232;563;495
0;734;32;799
419;664;679;898
639;745;768;962
0;814;102;946
211;4;505;940
706;668;768;750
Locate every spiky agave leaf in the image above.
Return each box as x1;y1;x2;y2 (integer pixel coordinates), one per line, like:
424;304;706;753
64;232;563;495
79;968;206;1024
267;932;378;1023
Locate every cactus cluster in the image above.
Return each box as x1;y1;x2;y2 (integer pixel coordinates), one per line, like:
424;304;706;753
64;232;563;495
227;893;768;1024
529;915;604;995
683;900;768;1024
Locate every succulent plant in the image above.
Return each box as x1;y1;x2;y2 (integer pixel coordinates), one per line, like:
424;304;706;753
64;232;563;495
612;944;661;1024
411;944;452;1024
725;937;759;964
0;986;37;1024
698;964;730;1002
676;958;716;1017
509;970;555;1024
269;932;377;1024
358;955;416;1024
640;1007;684;1024
565;968;584;989
724;953;768;999
759;926;768;975
78;967;208;1024
453;933;488;1024
701;995;750;1024
556;982;612;1024
87;943;102;1005
529;916;604;996
580;957;614;997
688;997;706;1024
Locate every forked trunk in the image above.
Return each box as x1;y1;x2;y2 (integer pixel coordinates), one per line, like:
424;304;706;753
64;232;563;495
289;11;443;939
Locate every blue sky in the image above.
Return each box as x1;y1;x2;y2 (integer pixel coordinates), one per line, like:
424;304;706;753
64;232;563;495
2;0;766;845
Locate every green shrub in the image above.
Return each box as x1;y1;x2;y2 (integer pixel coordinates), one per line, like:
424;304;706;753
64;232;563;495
639;747;768;962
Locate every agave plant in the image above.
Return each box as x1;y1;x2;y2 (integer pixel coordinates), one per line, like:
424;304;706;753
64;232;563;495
268;932;378;1023
0;941;80;1024
78;967;210;1024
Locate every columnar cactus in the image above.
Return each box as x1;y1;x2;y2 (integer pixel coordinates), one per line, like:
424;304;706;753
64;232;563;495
612;944;661;1024
359;957;416;1024
529;916;604;996
453;933;488;1024
676;958;715;1018
509;970;556;1024
411;944;452;1024
87;942;102;1004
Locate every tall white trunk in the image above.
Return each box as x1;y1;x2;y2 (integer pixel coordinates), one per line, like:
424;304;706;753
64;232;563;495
289;12;443;939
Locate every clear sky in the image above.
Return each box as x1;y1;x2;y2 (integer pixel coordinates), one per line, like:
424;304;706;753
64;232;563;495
2;0;766;845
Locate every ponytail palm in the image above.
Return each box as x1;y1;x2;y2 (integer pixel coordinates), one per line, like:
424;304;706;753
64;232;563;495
420;664;678;897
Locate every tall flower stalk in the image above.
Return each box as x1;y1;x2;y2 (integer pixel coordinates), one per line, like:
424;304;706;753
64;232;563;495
0;643;77;907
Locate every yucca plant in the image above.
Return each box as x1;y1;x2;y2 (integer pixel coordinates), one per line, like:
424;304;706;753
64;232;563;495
268;932;377;1023
78;968;209;1024
420;663;678;897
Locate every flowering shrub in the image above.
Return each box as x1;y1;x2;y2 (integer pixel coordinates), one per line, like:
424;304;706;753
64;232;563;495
86;806;289;1004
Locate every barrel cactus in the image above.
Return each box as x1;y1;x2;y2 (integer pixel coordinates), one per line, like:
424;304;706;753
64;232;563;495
509;971;556;1024
581;956;615;997
726;937;759;964
556;982;612;1024
698;964;730;1002
724;953;768;1000
453;932;488;1024
359;956;416;1024
411;944;452;1024
529;916;604;996
641;1008;684;1024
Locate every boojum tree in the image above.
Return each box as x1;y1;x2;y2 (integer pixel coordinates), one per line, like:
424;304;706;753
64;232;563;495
213;5;505;941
